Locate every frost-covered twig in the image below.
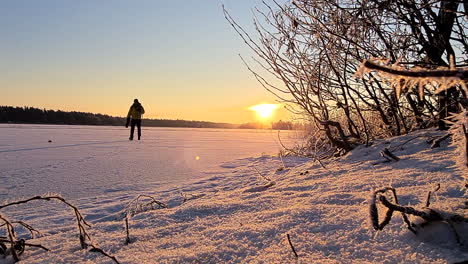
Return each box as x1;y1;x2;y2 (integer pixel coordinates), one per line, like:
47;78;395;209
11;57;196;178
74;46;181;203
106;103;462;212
0;238;49;253
425;184;440;207
369;187;415;233
253;166;272;182
388;135;425;152
278;151;286;171
462;124;468;169
125;218;130;245
89;245;120;264
371;186;468;244
180;192;207;204
123;195;167;218
446;111;468;170
0;195;91;249
123;195;167;244
0;195;120;263
277;130;300;157
430;134;451;149
380;148;400;162
361;60;468;79
0;220;41;240
0;214;20;261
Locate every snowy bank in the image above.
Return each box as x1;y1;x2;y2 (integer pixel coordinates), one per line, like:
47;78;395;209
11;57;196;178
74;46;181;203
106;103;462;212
1;128;467;263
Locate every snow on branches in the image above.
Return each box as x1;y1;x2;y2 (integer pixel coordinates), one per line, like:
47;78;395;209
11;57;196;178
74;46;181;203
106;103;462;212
356;58;468;100
357;58;468;172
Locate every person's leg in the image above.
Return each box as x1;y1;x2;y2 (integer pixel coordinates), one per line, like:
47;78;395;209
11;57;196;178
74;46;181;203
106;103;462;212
130;119;136;140
136;119;142;140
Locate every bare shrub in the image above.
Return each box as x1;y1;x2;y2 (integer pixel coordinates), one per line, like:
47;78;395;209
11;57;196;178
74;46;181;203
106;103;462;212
370;186;468;245
0;195;120;263
224;0;467;155
121;195;167;244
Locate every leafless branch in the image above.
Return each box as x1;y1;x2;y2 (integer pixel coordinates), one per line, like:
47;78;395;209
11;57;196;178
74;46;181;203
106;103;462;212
362;60;468;79
0;195;120;263
286;233;299;258
123;195;167;245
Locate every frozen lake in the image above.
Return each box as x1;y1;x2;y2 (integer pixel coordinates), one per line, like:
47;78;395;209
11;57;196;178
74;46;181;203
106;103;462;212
0;126;466;264
0;124;293;200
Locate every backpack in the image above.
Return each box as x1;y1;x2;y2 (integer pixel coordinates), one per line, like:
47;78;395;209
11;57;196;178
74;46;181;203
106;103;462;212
134;104;143;113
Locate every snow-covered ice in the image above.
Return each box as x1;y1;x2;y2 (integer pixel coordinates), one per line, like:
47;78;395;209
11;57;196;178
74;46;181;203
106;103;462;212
0;124;467;263
0;124;290;200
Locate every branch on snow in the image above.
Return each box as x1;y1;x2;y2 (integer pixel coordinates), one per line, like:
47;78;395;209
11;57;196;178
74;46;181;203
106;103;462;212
122;195;167;244
0;195;120;264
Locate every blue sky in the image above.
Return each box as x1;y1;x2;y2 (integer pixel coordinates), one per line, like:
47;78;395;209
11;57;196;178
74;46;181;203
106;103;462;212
0;0;290;123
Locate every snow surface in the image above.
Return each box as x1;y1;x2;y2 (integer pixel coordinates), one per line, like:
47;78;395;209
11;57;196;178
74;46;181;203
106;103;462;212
1;125;467;263
0;124;291;200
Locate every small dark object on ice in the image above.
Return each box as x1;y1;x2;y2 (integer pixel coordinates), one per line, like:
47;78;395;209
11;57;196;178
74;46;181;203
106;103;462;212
48;140;52;143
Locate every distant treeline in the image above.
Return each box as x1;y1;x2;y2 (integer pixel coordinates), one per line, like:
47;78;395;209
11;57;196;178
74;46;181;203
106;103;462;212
0;106;299;130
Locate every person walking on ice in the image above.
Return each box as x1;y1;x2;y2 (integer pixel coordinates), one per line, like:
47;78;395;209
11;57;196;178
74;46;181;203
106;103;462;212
126;99;145;140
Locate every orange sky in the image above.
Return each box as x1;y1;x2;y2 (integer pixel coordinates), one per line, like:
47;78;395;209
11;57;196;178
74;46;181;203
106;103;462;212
1;1;290;124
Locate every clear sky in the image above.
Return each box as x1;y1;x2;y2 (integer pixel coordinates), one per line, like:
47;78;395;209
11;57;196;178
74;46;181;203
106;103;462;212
0;0;290;124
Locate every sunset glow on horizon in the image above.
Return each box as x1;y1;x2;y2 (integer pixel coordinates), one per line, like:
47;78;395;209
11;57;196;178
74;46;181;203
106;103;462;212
249;103;280;119
0;0;289;124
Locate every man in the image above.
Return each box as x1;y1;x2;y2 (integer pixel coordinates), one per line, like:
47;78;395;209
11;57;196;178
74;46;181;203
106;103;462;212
126;99;145;140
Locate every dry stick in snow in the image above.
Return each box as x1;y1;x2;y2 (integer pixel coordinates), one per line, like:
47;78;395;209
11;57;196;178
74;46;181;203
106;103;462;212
315;157;330;172
181;192;190;204
278;152;286;171
388;135;425;152
0;221;41;238
123;195;167;244
125;218;131;245
380;148;400;162
463;124;468;168
253;166;272;182
0;214;20;261
276;130;299;157
369;187;415;233
123;195;167;217
286;233;298;258
180;192;206;204
378;193;468;243
0;238;49;253
371;187;468;245
430;134;451;149
250;167;276;192
89;245;120;264
277;130;329;170
0;195;92;249
425;184;441;207
0;195;121;264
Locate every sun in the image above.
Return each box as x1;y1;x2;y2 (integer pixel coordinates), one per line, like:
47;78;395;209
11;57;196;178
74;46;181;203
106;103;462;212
249;104;280;119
